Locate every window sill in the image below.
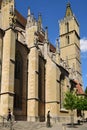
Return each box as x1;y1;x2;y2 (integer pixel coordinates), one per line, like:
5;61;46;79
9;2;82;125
60;108;69;113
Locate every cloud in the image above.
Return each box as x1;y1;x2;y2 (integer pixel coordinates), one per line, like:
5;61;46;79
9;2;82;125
80;38;87;52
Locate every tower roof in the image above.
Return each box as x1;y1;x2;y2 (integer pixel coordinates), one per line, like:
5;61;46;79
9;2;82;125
65;2;73;17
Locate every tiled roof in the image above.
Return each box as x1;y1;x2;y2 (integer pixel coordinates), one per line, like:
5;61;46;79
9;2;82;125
76;84;84;95
0;1;26;28
50;43;56;53
0;1;56;53
74;80;84;95
15;9;27;28
35;31;45;43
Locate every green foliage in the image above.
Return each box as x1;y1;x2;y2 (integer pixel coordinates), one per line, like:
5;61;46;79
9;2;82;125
64;90;87;111
64;90;87;126
76;96;84;110
76;96;87;110
85;87;87;94
63;91;77;111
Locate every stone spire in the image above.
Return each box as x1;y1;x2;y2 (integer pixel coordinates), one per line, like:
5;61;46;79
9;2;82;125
56;38;60;54
26;8;37;28
44;26;49;59
27;7;31;24
56;39;60;64
65;2;73;17
37;13;42;32
28;7;31;16
45;26;48;42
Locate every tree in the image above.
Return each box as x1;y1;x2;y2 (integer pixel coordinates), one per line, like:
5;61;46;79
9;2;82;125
76;97;85;111
85;87;87;95
76;96;87;120
63;90;77;126
63;91;77;111
64;90;87;125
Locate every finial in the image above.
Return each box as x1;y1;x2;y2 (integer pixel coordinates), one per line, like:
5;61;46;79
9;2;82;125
38;13;42;18
45;26;48;42
56;38;60;54
27;7;32;27
65;1;73;17
28;7;31;16
67;1;71;7
38;13;42;31
38;13;42;23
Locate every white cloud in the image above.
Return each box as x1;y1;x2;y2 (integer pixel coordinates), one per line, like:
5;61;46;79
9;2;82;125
80;38;87;52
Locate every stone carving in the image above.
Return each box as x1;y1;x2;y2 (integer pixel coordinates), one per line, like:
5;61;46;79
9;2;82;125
9;5;16;27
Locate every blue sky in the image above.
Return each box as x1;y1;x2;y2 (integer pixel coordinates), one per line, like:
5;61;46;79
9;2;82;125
15;0;87;90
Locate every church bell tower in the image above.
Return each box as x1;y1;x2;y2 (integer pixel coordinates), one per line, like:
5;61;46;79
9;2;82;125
59;2;82;85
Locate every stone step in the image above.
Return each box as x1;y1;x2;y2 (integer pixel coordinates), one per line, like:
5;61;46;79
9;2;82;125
1;121;87;130
0;121;64;130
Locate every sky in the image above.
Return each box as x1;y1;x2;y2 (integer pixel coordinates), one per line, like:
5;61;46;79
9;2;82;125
15;0;87;90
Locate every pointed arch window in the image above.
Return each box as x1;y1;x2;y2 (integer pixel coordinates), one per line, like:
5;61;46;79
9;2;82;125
15;58;22;79
38;55;45;101
66;22;69;33
66;35;70;44
14;52;23;109
60;74;65;109
67;35;70;44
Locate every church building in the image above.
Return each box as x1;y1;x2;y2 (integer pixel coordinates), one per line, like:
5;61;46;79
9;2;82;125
0;0;84;122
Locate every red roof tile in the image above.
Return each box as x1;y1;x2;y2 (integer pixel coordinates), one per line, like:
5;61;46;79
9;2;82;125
50;43;56;53
76;84;84;95
15;9;27;28
0;1;56;53
74;80;84;95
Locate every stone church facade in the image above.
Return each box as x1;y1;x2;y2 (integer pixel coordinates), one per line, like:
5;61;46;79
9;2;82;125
0;0;84;122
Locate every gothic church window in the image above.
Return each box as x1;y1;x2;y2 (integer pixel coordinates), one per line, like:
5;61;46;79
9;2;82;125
67;36;70;44
0;42;3;92
66;22;69;33
15;59;22;79
14;52;23;109
66;35;70;44
60;74;65;109
38;55;45;120
0;65;1;92
65;22;70;44
38;55;45;101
